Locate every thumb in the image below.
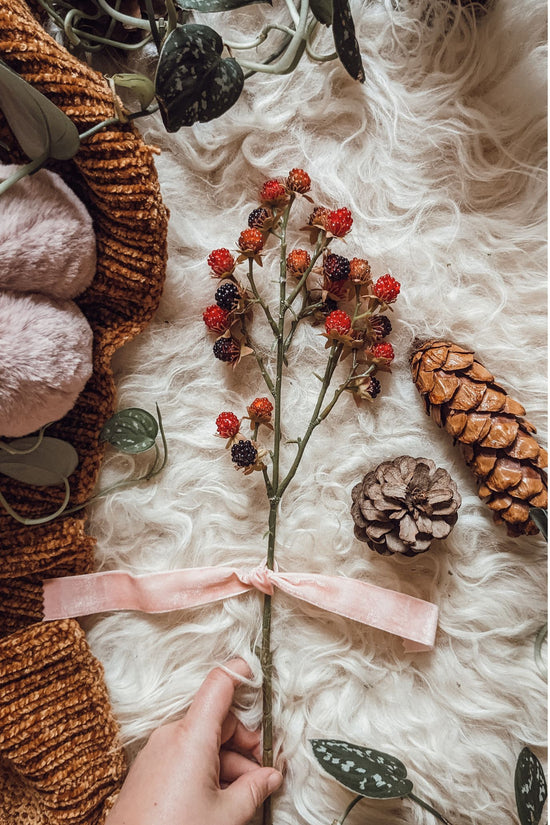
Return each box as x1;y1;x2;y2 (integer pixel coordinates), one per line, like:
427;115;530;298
223;767;283;823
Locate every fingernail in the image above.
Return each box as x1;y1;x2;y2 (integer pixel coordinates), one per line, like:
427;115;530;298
267;771;283;793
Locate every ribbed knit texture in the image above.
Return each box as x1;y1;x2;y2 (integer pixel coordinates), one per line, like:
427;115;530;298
0;0;168;821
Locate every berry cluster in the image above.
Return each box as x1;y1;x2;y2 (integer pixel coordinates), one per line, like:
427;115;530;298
215;398;273;473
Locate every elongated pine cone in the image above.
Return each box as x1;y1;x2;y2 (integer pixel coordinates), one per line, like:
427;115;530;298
411;339;548;536
351;456;461;556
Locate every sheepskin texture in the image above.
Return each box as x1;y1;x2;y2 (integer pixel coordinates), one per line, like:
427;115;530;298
0;292;93;437
0;166;96;299
84;1;547;823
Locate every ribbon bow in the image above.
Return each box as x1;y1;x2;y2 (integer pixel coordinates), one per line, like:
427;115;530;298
42;564;438;652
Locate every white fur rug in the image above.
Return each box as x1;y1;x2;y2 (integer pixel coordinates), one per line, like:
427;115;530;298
83;1;547;822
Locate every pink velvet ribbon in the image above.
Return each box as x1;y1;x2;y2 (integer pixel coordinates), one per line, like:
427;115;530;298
42;564;438;652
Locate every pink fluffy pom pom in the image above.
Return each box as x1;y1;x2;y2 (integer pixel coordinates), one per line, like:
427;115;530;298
0;166;96;300
0;292;93;438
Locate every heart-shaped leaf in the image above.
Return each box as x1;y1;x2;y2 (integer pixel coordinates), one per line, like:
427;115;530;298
155;24;244;130
332;0;365;82
0;60;80;160
175;0;271;10
515;748;547;825
530;507;548;540
310;0;333;25
100;408;159;453
310;739;414;799
0;437;79;486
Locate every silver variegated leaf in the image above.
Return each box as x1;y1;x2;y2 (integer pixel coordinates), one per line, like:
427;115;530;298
332;0;365;82
175;0;271;11
515;747;547;825
100;408;159;454
530;507;547;540
310;739;414;799
155;24;244;131
0;60;80;160
0;437;79;486
310;0;333;25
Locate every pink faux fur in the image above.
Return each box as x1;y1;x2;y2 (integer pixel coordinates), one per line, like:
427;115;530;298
0;291;93;438
0;166;96;299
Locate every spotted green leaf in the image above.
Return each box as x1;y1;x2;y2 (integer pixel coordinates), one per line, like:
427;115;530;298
310;739;413;799
100;408;159;454
175;0;271;10
110;73;156;109
515;748;547;825
0;437;78;486
332;0;365;82
155;24;244;131
0;60;80;160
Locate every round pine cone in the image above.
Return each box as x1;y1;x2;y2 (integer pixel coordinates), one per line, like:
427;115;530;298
410;339;548;536
351;456;461;556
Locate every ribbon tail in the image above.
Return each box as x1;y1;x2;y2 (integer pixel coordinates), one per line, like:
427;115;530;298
269;571;438;650
42;567;253;620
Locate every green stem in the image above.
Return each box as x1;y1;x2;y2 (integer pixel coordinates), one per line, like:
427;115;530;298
0;426;47;455
285;232;328;309
408;792;454;825
260;199;294;825
0;153;48;197
0;478;71;525
277;343;342;500
247;258;279;337
338;795;364;824
239;319;275;397
78;107;158;142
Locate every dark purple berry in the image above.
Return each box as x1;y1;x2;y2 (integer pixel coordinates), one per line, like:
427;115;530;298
323;253;351;282
231;440;258;467
215;282;240;310
248;207;271;229
365;376;381;399
213;337;240;363
370;315;392;340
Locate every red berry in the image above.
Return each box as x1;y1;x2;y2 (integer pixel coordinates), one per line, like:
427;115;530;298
286;168;311;194
325;310;352;336
373;274;400;303
216;411;240;438
203;304;231;333
247;397;273;423
372;342;395;362
238;228;264;255
286;249;311;275
260;179;287;204
327;208;353;237
208;248;235;277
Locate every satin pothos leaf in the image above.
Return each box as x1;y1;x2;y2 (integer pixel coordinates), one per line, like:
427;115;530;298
0;60;80;160
155;24;244;131
515;748;547;825
332;0;365;82
310;0;333;25
310;740;413;799
0;437;79;486
175;0;271;11
100;408;159;454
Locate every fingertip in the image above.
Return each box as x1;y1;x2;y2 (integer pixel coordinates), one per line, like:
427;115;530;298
266;770;283;794
219;657;253;682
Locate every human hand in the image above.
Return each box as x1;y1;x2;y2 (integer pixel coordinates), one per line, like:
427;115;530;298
104;658;283;825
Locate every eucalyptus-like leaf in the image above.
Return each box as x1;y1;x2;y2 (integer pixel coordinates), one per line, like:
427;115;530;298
530;507;548;541
332;0;365;82
100;408;159;454
515;747;547;825
155;24;244;130
0;60;80;160
175;0;270;10
310;0;333;25
310;739;414;799
0;437;78;486
111;73;156;109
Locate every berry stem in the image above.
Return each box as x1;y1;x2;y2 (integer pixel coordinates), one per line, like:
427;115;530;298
285;232;329;310
277;342;342;500
247;258;279;337
407;792;454;825
239;317;275;396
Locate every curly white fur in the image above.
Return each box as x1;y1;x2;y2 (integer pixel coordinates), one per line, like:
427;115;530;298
85;2;547;823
